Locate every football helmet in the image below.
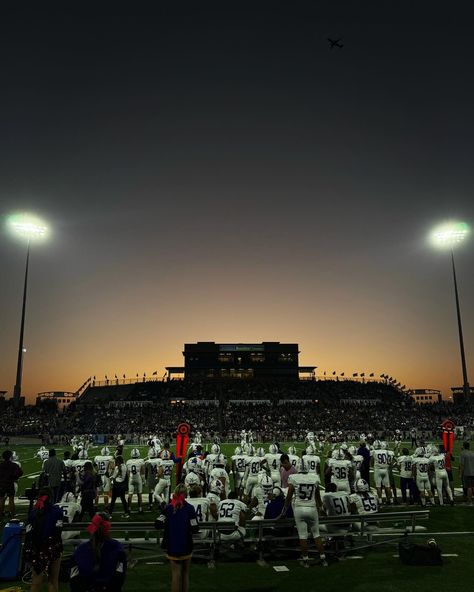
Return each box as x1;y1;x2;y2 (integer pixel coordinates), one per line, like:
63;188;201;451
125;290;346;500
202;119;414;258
61;492;77;504
188;457;199;472
214;453;226;466
148;448;158;459
101;447;110;456
160;450;171;460
380;441;387;450
78;449;88;460
234;446;243;455
337;448;346;461
247;445;255;456
209;478;224;495
331;449;339;459
373;440;381;450
307;431;315;439
288;446;297;455
306;445;315;455
211;444;220;454
11;451;19;462
348;445;356;455
257;447;265;458
131;448;140;459
355;478;369;493
269;443;279;454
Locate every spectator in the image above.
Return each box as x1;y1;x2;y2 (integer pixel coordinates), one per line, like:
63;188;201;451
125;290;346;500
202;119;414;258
79;462;97;520
279;454;296;490
109;456;129;518
70;513;127;592
460;442;474;505
42;449;65;503
24;487;63;592
156;484;198;592
0;450;23;518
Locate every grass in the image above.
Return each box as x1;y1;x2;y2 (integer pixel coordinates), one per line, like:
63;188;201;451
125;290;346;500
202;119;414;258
2;440;472;591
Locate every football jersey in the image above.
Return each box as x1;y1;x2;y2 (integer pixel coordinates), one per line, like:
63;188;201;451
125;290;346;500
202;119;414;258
288;454;299;470
329;459;351;482
94;455;113;476
246;456;263;477
349;492;378;515
126;458;145;478
302;454;320;477
352;454;364;473
158;458;174;481
232;454;247;474
372;450;390;469
264;453;281;475
217;499;247;525
253;483;273;515
210;467;229;484
288;473;319;507
397;455;413;479
323;492;351;516
37;450;49;462
188;497;210;523
56;500;81;523
146;458;162;479
429;454;447;473
412;456;429;476
72;459;87;477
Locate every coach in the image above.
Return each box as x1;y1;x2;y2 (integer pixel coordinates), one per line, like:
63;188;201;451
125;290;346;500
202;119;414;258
0;450;23;518
460;442;474;504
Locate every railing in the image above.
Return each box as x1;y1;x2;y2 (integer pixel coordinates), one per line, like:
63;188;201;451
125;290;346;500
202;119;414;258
90;377;166;388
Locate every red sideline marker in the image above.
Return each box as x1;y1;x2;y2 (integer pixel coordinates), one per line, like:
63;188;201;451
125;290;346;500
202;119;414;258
175;422;191;483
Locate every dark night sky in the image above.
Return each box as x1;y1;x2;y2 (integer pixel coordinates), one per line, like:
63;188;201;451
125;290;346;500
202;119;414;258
1;1;473;401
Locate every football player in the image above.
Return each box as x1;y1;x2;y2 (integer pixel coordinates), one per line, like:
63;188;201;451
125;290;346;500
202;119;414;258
209;454;230;496
154;450;175;504
371;442;392;504
326;449;352;493
302;445;321;486
36;446;49;463
428;445;454;506
145;448;161;509
264;444;282;486
322;482;351;531
94;446;114;507
281;459;327;568
188;485;217;539
397;448;415;504
287;446;300;470
217;492;247;542
412;450;432;506
56;491;82;540
126;448;145;513
73;449;89;492
243;446;265;502
250;472;274;518
231;446;247;495
349;478;378;515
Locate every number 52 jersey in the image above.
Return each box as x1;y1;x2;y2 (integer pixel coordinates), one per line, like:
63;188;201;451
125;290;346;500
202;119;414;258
288;473;319;507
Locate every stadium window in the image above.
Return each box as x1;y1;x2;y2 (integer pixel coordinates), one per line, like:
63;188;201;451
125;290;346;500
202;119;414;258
250;353;265;363
278;353;294;363
218;353;233;363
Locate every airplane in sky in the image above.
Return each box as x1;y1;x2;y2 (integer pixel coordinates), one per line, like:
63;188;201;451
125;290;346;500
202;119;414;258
327;38;343;49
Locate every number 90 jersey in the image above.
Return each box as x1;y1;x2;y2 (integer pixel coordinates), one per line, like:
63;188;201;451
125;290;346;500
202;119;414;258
288;473;319;507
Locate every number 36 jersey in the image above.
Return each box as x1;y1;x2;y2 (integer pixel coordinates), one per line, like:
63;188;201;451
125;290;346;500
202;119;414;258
288;473;319;507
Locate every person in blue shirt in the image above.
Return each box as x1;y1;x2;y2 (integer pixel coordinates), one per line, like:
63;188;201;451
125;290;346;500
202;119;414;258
156;484;198;592
69;512;127;592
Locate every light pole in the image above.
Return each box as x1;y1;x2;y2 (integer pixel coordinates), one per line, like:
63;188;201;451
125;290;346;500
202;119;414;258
431;221;470;399
7;213;48;406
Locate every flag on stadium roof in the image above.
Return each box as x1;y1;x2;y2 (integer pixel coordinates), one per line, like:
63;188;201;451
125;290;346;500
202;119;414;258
353;373;358;377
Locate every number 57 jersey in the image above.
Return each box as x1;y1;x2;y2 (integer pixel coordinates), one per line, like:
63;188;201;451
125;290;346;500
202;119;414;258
288;472;319;507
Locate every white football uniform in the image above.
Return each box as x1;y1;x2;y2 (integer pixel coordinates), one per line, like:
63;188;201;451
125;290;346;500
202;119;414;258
302;454;320;484
188;496;211;538
126;458;145;494
232;454;248;490
328;459;352;493
428;454;453;504
264;453;281;485
252;482;273;516
412;457;430;492
37;450;49;462
288;454;299;470
184;472;201;491
288;473;320;540
94;455;113;492
372;449;390;488
323;491;351;517
154;459;175;503
244;456;263;496
397;455;413;479
352;454;364;480
217;498;247;541
349;492;378;515
145;458;161;488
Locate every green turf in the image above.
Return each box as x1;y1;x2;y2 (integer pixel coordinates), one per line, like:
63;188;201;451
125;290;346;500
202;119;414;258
2;441;472;591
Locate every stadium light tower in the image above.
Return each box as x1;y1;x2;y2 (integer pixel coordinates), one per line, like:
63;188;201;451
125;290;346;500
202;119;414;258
431;221;470;399
7;213;48;406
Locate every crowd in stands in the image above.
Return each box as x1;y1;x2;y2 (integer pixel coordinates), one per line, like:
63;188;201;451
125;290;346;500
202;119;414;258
1;380;473;442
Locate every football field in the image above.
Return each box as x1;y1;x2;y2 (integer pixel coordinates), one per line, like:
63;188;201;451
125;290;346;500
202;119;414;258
3;440;473;591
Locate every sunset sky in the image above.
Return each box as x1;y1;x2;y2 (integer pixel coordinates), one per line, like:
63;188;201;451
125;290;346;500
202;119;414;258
1;2;473;403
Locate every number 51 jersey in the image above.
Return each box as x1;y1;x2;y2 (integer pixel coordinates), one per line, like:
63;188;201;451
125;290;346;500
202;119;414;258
288;473;319;507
